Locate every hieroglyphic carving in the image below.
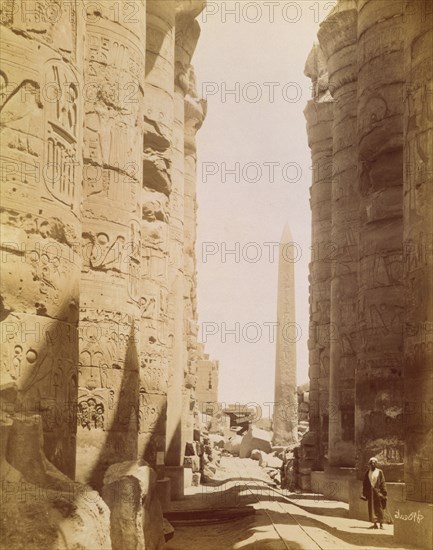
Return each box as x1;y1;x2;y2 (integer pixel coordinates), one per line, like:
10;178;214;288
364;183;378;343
138;392;166;434
43;61;81;210
0;1;78;58
78;397;105;430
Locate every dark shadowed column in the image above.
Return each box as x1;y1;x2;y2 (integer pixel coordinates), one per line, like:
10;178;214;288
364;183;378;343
398;4;433;546
356;0;405;481
403;0;433;504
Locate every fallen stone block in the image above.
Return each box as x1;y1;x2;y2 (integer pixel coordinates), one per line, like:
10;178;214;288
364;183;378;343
203;444;212;455
208;434;225;448
250;449;261;461
184;442;196;456
239;427;272;459
271;446;285;459
184;455;200;472
257;451;283;469
224;435;242;456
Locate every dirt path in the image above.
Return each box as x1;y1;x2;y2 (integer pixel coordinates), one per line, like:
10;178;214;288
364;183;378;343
166;457;417;550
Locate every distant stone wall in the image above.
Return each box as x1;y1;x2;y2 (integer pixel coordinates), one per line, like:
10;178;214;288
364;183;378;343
195;353;219;416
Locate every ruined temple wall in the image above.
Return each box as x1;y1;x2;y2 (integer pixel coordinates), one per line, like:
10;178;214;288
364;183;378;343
77;0;146;487
304;46;334;469
195;357;219;414
0;0;85;478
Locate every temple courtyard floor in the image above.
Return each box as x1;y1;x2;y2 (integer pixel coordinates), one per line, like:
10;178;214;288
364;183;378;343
166;457;417;550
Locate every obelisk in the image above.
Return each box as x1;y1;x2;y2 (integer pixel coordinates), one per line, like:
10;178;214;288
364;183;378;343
273;224;299;446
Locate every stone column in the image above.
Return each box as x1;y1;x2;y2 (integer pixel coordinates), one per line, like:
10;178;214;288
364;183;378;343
318;0;357;468
182;66;207;457
165;3;204;499
139;0;175;471
356;0;405;480
102;461;165;550
0;1;84;478
273;224;298;447
163;13;186;498
304;46;334;470
77;1;146;486
403;0;433;506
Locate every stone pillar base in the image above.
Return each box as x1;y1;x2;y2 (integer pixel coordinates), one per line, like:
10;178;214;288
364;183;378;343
310;466;356;503
155;477;171;512
165;466;184;501
349;479;405;522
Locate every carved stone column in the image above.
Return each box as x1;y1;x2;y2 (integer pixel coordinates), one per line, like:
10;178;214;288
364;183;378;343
77;0;146;486
0;0;84;478
163;15;186;497
304;45;334;470
402;0;433;507
164;0;204;499
318;0;357;468
356;0;405;481
139;0;175;472
182;66;207;453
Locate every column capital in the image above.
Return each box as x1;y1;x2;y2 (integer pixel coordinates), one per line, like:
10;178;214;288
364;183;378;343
318;0;357;61
175;18;201;93
184;66;207;154
317;0;358;94
304;45;333;103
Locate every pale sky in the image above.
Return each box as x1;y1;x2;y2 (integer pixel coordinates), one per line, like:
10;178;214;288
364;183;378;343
193;1;329;409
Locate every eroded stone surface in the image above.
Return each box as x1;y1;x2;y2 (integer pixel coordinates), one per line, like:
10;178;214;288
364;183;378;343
1;412;111;550
102;460;165;550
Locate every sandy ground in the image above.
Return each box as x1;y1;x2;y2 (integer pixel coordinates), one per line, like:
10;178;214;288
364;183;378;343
166;457;417;550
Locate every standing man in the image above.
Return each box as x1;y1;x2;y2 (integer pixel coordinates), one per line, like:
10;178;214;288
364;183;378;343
361;457;387;529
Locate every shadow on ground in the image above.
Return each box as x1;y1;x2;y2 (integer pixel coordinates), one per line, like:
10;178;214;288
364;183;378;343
166;478;409;550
